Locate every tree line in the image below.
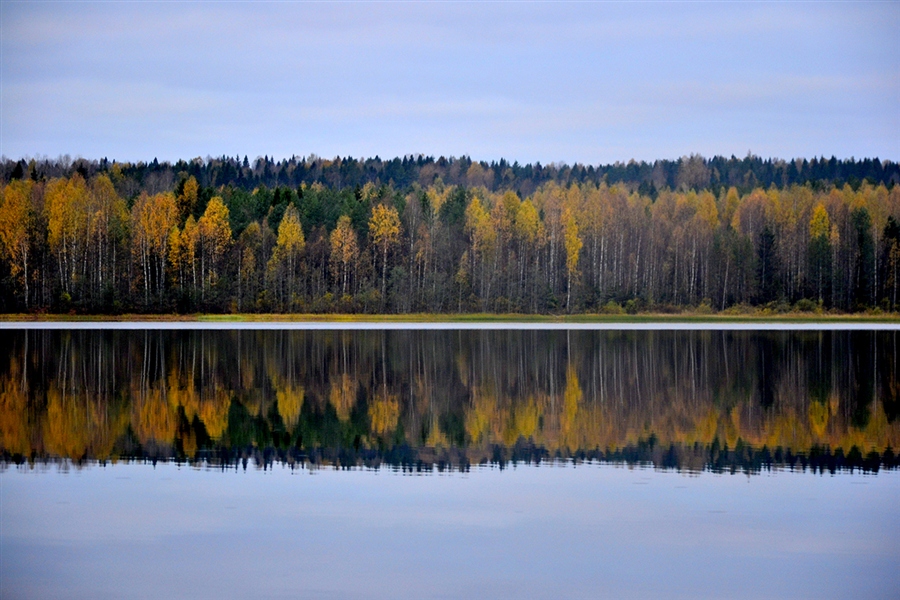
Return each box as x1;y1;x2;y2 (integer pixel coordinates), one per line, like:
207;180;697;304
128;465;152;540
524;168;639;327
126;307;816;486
1;156;900;313
3;154;897;199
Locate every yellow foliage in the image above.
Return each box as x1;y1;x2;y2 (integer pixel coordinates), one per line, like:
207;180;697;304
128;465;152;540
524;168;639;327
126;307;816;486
562;207;582;275
722;187;741;228
695;190;719;230
198;197;232;259
178;176;199;220
369;391;400;436
368;204;401;250
272;205;305;260
465;197;496;254
809;203;831;240
514;199;542;245
133;192;178;256
46;175;90;257
329;215;359;294
169;215;198;286
0;180;33;277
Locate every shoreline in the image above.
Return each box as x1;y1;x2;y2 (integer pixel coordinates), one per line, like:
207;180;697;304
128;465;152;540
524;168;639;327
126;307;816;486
1;311;899;323
1;312;899;329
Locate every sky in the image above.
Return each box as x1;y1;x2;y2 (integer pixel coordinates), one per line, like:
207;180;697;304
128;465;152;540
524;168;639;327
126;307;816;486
0;1;898;165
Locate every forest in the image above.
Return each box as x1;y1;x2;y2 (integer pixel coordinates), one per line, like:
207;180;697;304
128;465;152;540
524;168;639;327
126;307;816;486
1;154;899;314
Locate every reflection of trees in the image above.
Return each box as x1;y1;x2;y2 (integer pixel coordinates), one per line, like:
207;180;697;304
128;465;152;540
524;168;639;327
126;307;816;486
1;329;898;472
0;353;30;456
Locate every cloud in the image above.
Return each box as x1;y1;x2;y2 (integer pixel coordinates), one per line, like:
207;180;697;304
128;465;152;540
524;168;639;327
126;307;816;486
2;1;897;163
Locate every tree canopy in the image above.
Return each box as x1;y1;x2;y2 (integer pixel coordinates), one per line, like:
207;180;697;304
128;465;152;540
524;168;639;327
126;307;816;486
1;154;899;313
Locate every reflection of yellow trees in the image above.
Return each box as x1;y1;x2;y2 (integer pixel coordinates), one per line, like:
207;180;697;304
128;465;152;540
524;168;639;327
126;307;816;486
197;391;230;441
4;364;899;461
505;396;540;446
693;408;720;446
808;401;830;439
132;387;176;446
43;396;86;458
277;385;304;429
425;415;449;448
130;371;234;447
842;403;895;453
0;357;30;456
466;388;496;445
765;410;813;452
267;354;304;427
165;374;229;440
43;388;125;460
410;371;449;448
559;366;582;450
328;374;354;421
4;331;900;465
722;407;742;448
369;392;399;437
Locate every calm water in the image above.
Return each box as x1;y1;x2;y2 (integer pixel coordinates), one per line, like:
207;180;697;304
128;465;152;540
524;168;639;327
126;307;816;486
2;327;899;598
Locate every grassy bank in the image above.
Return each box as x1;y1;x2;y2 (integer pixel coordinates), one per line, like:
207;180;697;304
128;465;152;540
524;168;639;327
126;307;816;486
2;311;899;323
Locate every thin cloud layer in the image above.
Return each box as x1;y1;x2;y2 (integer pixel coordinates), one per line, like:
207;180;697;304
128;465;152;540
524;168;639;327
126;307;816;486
1;2;897;163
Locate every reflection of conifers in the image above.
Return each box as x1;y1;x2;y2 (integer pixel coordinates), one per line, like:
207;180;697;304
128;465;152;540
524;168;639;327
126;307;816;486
1;330;898;472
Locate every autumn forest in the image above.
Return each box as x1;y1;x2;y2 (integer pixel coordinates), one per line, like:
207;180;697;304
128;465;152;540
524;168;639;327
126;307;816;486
1;154;899;314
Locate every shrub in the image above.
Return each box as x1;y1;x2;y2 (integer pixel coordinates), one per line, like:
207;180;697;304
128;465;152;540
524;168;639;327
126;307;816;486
602;301;625;315
794;298;816;312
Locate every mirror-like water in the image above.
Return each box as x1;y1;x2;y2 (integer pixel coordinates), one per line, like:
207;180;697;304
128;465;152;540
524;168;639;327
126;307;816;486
1;328;898;471
2;328;898;598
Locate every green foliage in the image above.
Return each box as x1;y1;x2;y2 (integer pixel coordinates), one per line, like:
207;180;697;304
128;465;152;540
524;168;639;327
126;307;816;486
602;301;625;315
439;186;468;229
2;164;900;315
756;225;778;304
794;298;817;312
851;207;874;307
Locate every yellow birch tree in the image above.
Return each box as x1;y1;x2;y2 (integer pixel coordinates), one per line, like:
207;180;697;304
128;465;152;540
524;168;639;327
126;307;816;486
268;205;305;309
369;203;401;306
0;180;34;306
330;215;359;297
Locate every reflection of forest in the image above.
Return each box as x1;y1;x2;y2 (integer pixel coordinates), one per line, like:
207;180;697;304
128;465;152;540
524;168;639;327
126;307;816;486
1;330;898;473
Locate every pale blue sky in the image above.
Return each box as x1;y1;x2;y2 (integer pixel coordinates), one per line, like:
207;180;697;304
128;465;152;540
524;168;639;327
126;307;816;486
1;1;897;164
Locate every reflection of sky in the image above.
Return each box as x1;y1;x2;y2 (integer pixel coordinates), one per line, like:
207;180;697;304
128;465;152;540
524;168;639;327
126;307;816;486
3;463;898;599
1;2;897;163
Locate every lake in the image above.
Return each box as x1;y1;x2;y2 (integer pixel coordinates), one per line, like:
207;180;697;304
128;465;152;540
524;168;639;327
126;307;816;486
1;326;899;599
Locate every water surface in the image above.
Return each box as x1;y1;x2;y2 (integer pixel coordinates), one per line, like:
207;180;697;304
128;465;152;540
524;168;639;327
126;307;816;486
2;327;898;598
4;462;898;600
